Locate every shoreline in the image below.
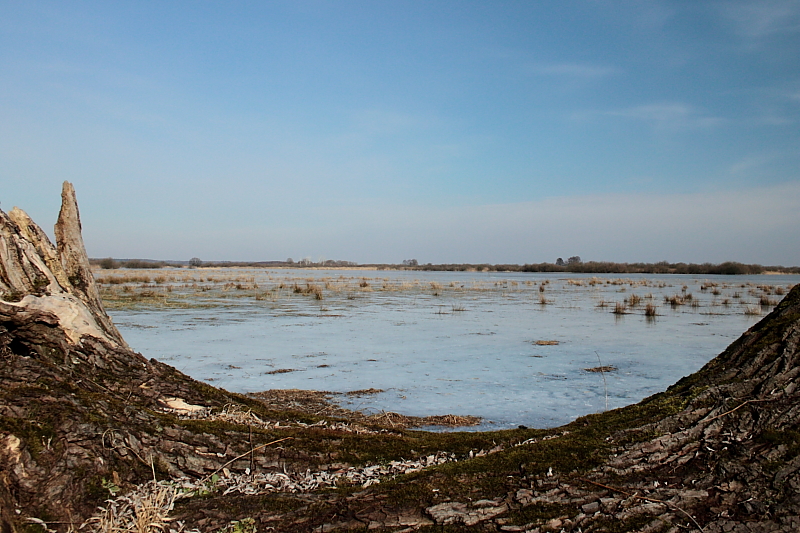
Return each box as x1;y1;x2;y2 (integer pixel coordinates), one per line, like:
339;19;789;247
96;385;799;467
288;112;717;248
248;388;482;429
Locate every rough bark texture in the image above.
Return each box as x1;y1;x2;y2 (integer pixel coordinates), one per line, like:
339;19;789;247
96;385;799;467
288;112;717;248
1;185;799;532
1;182;125;347
53;182;126;347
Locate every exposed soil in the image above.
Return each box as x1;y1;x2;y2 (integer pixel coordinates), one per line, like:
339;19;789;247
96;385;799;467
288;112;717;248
249;389;482;429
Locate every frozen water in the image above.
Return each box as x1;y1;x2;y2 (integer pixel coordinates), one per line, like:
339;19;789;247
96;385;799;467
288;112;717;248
107;270;799;430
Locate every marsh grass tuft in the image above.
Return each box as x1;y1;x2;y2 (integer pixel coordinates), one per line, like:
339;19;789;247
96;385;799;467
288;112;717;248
612;302;627;315
665;295;685;308
759;295;777;307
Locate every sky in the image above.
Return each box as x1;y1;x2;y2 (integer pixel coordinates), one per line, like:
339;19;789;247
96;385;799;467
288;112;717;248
1;1;799;265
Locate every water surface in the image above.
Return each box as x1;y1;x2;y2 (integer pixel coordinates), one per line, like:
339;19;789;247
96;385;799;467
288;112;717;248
105;269;798;430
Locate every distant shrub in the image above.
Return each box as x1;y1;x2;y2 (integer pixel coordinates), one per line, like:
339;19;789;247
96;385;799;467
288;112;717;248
122;260;164;269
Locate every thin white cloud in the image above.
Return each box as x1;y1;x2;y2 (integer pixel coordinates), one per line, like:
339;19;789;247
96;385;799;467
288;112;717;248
576;102;723;130
728;153;777;175
716;0;800;38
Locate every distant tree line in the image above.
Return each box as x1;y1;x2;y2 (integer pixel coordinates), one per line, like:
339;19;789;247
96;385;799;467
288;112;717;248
398;261;799;275
90;257;800;275
95;258;166;269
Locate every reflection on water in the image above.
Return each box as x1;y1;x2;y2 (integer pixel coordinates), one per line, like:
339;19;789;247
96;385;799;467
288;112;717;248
105;269;798;430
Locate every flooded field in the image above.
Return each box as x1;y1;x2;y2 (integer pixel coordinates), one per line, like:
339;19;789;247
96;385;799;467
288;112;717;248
99;268;799;430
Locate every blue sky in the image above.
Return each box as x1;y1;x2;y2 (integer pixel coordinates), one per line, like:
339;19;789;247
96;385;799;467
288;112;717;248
2;1;799;265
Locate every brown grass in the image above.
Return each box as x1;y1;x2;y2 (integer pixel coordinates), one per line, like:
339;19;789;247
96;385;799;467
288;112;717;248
86;482;180;533
584;365;617;373
626;294;642;307
759;295;777;307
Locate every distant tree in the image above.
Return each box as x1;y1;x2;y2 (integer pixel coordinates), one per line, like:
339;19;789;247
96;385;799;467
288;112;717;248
189;257;203;268
99;257;117;269
555;258;565;266
286;258;294;264
402;259;419;266
567;256;582;265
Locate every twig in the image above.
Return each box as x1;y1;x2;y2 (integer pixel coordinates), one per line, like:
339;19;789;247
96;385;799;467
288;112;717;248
578;477;704;532
704;398;776;423
200;436;293;484
249;425;254;477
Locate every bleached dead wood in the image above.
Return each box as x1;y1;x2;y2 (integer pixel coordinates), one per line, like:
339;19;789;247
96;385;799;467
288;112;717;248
0;181;126;347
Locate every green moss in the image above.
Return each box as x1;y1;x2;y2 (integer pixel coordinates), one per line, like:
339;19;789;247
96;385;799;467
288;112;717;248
506;501;579;525
0;415;56;459
384;475;437;507
19;522;48;533
757;428;800;456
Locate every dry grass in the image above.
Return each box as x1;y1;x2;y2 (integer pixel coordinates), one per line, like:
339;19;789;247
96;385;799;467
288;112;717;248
266;368;299;375
95;268;786;327
584;365;617;373
626;294;642;307
612;302;627;315
759;295;777;307
430;281;442;296
85;482;185;533
665;295;685;308
534;340;559;345
644;303;657;317
368;411;481;428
